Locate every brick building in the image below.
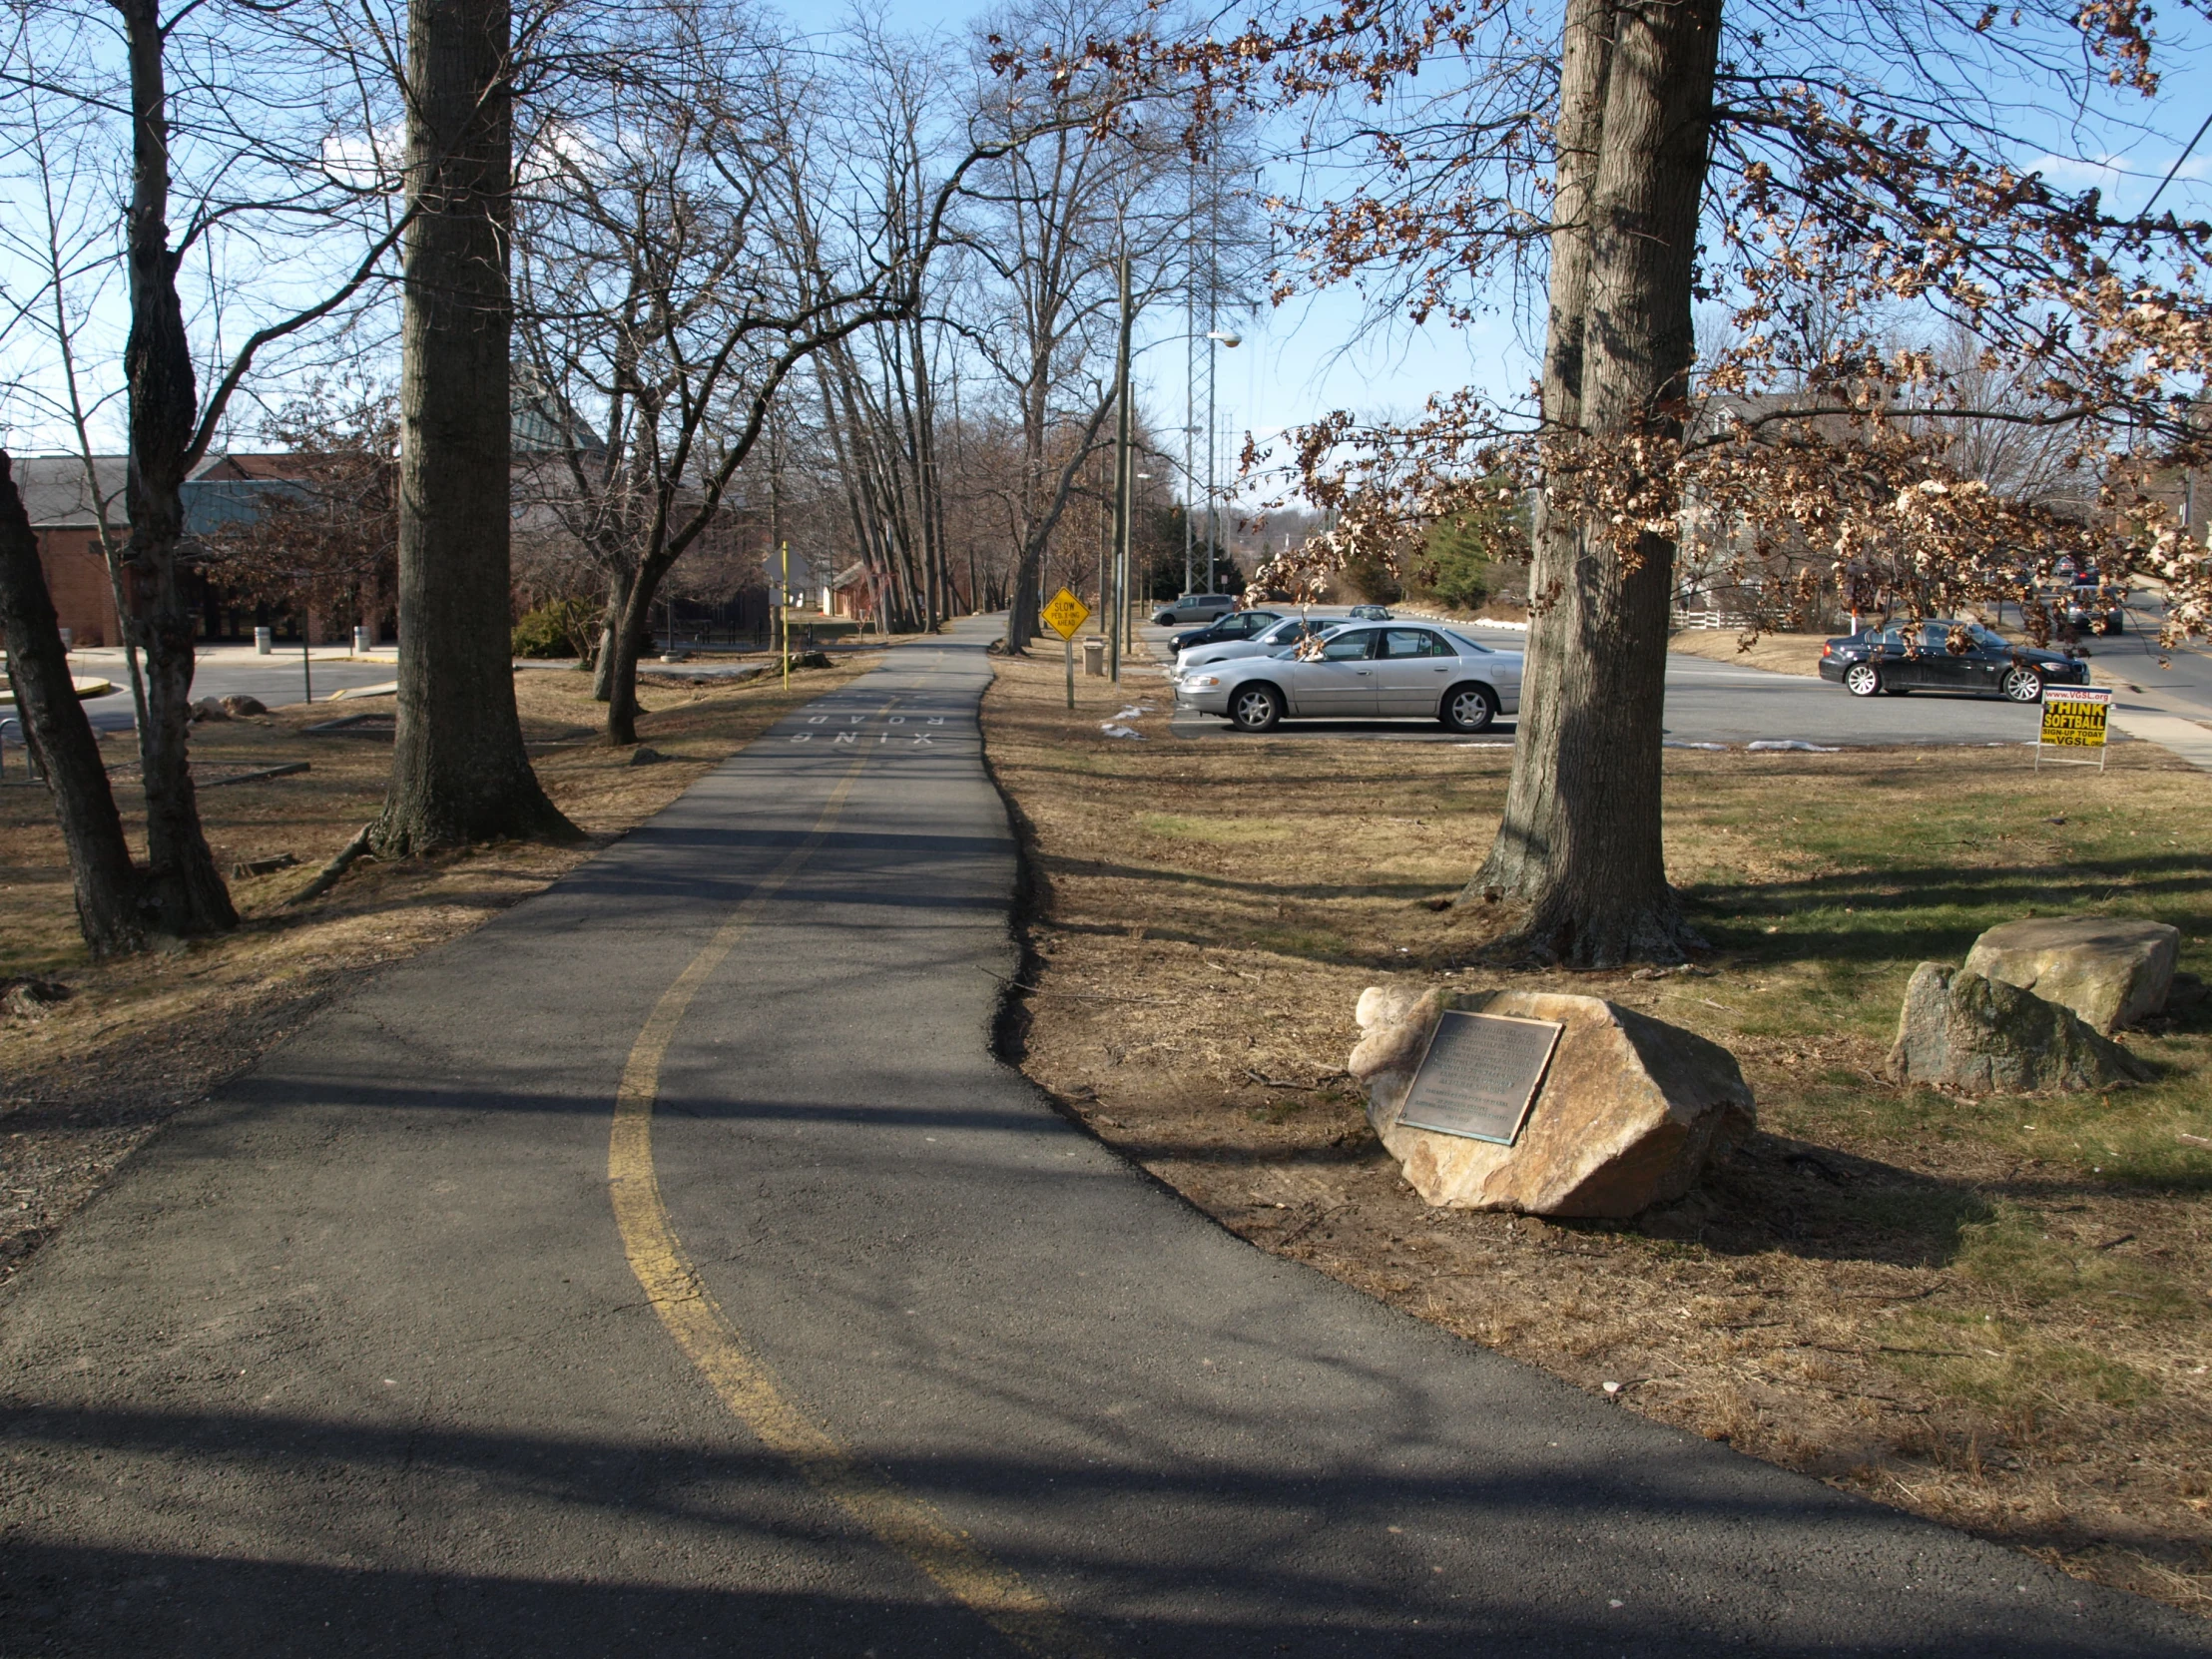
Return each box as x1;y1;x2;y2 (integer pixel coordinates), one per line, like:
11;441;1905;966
17;456;140;647
18;454;313;646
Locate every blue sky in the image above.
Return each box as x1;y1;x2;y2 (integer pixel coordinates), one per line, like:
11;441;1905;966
858;0;2212;508
13;0;2212;507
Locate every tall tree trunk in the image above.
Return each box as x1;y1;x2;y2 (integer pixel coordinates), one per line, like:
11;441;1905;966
376;0;577;853
1464;0;1720;966
0;452;146;956
602;554;666;747
1005;525;1042;648
591;564;632;701
116;0;235;936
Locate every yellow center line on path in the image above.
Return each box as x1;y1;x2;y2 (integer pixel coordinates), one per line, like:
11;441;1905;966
608;720;1108;1659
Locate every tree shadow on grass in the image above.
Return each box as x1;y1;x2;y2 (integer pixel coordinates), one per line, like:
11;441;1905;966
1683;850;2211;970
1579;1132;1997;1270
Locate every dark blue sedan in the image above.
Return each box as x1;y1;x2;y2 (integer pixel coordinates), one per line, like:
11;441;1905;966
1169;609;1282;654
1818;620;2090;702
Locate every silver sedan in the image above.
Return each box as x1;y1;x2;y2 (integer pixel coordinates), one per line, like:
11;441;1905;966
1172;614;1342;681
1173;623;1523;733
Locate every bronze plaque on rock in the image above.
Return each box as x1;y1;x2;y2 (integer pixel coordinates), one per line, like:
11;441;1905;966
1397;1011;1564;1145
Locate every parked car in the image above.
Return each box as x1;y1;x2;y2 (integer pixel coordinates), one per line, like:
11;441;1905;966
1169;609;1283;654
1347;603;1393;621
1818;620;2090;701
1152;593;1238;625
1175;623;1522;732
2063;583;2126;636
1173;615;1340;680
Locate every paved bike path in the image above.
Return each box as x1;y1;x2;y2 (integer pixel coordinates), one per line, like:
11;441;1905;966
2;626;2202;1655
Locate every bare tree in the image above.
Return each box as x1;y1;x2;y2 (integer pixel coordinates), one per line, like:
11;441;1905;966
962;0;1180;649
202;378;399;636
512;5;1036;741
4;0;414;929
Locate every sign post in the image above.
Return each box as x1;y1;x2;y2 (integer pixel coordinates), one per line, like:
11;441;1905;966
2035;685;2111;772
1039;587;1092;709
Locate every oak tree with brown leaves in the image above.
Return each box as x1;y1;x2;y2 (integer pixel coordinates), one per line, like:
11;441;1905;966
1066;0;2212;965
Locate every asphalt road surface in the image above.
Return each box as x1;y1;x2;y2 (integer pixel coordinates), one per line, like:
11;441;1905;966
68;651;403;736
3;620;2202;1656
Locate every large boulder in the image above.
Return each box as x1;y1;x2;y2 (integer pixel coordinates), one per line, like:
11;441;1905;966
1350;986;1755;1218
1886;962;2151;1093
1961;915;2179;1032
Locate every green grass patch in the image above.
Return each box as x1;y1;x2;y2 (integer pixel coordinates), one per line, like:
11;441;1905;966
1134;811;1296;843
1880;1310;2162;1411
1248;925;1352;960
1953;1202;2196;1317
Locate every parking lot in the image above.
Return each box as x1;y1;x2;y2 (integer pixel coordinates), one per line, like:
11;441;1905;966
1139;609;2113;751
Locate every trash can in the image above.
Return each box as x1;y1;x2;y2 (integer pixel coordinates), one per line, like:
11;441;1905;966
255;626;274;655
352;625;373;655
1083;637;1106;677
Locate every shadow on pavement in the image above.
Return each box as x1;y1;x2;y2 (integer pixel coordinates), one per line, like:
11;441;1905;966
1;1405;2187;1657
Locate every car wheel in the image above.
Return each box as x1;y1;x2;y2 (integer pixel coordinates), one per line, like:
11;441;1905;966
1843;662;1882;697
1440;683;1497;733
1229;684;1284;733
1153;612;1173;626
2001;666;2043;703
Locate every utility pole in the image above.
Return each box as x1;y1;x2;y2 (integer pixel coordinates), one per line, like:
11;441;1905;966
1184;154;1198;600
780;541;790;689
1110;250;1133;683
1204;167;1218;598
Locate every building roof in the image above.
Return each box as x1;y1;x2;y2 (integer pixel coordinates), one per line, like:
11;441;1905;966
197;452;318;482
185;477;306;533
16;453;312;534
16;454;135;530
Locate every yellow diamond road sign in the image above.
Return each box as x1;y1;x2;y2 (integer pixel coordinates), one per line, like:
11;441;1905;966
1041;587;1091;641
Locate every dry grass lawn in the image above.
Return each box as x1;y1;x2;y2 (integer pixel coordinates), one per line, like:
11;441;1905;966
0;654;877;1286
982;643;2212;1616
1667;628;1830;674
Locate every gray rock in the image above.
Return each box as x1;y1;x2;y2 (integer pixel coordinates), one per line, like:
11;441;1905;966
1962;914;2179;1032
220;694;268;717
628;745;669;766
1350;986;1755;1218
1886;962;2151;1093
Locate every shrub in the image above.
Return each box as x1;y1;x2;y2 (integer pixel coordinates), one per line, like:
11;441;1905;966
1406;481;1528;612
512;599;595;659
1413;522;1489;612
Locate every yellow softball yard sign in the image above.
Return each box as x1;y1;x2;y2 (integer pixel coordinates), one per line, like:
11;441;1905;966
2036;685;2112;772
